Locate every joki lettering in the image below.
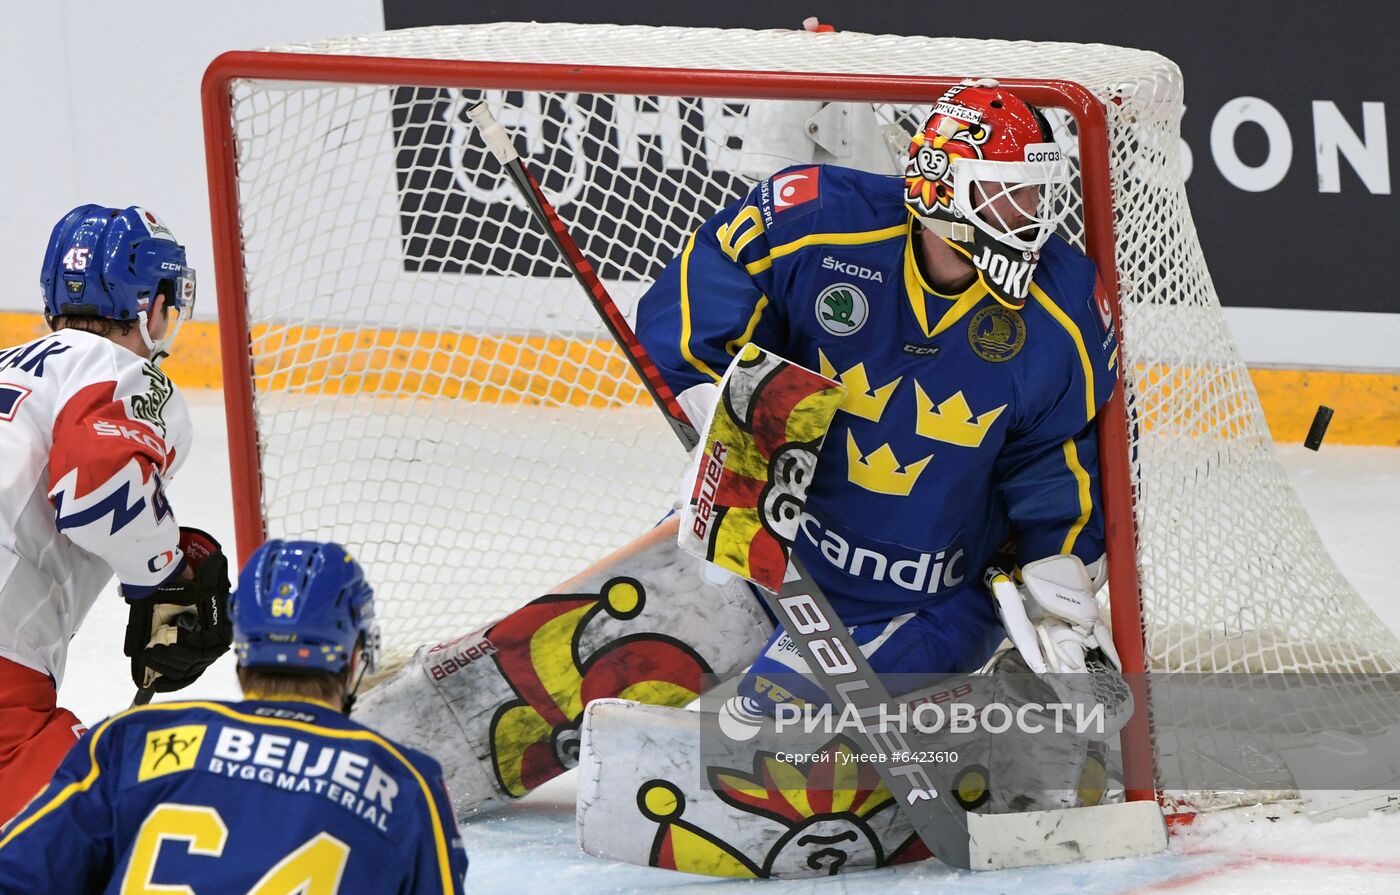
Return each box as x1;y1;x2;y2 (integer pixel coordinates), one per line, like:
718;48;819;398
974;247;1032;299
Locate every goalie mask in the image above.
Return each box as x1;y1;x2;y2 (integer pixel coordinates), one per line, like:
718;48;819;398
904;81;1070;307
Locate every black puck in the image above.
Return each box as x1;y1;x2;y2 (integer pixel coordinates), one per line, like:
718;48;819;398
1304;405;1334;451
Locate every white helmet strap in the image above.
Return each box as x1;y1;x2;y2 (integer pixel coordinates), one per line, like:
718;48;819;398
137;309;185;367
919;217;975;244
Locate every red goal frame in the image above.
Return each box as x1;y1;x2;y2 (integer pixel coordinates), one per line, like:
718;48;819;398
201;52;1153;803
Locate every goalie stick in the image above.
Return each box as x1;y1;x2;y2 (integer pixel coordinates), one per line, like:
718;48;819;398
466;100;977;868
464;103;697;453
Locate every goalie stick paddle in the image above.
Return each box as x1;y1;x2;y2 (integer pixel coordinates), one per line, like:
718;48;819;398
467;101;974;869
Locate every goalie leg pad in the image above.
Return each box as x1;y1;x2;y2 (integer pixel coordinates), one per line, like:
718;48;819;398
578;694;1164;878
984;648;1133;813
579;672;1011;878
355;517;773;815
578;698;941;878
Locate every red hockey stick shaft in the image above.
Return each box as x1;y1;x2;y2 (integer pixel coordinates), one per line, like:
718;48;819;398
466;102;697;451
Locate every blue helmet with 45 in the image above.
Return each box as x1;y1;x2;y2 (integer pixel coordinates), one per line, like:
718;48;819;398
40;204;195;361
232;540;380;678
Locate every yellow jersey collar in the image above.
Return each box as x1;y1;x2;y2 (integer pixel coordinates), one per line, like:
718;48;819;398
903;220;990;339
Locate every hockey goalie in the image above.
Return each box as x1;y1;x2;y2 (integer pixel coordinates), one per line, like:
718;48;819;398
358;82;1161;876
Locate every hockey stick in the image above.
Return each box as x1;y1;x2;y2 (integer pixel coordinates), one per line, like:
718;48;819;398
466;101;975;868
464;103;697;453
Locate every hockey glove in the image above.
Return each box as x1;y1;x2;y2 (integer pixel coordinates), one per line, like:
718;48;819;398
986;555;1134;740
124;527;232;693
985;554;1121;674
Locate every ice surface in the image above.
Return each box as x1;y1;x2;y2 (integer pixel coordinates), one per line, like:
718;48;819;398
58;391;1400;892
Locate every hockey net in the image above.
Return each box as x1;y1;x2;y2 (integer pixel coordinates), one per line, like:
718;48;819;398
204;23;1400;811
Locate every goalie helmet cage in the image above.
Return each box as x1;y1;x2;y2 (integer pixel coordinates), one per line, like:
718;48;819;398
202;23;1400;813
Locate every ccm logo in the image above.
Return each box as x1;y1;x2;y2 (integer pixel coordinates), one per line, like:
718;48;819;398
147;549;177;574
691;440;728;540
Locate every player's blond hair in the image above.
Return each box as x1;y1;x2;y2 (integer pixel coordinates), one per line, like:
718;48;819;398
237;667;345;708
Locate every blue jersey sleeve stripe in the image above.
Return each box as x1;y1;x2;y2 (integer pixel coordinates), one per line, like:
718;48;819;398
1059;436;1094;554
0;715;119;850
1030;283;1096;423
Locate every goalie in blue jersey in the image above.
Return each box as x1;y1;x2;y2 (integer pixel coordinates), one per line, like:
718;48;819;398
341;81;1130;822
635;81;1124;713
0;540;468;894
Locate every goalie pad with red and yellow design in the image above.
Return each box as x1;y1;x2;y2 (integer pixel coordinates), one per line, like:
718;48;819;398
355;518;773;815
678;343;845;593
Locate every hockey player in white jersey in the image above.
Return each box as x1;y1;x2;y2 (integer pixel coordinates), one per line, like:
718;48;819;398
0;205;232;823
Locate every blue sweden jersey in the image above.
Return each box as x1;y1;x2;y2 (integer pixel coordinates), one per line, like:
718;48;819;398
0;698;468;894
637;165;1119;626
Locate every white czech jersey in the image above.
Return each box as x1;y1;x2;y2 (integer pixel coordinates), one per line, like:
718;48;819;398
0;329;191;685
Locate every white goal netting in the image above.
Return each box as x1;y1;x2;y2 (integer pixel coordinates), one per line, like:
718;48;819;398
209;22;1400;805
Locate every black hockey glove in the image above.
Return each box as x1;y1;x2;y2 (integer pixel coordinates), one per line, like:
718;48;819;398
124;527;233;693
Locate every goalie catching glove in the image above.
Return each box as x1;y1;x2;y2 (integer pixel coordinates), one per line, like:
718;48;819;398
123;527;233;692
986;554;1121;674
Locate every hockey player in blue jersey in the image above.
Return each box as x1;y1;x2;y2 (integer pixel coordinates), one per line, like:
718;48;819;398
634;81;1123;711
0;540;468;894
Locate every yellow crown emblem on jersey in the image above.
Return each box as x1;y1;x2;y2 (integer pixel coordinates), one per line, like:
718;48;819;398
817;350;901;422
913;386;1006;448
846;432;931;496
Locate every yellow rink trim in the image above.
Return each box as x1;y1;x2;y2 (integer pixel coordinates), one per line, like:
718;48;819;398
0;313;645;408
2;312;1396;444
0;312;227;390
1249;368;1400;447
